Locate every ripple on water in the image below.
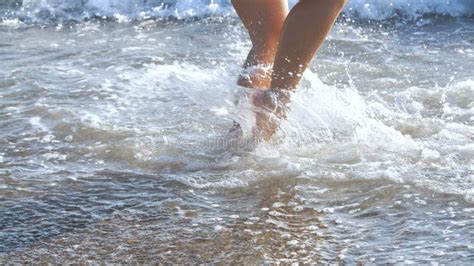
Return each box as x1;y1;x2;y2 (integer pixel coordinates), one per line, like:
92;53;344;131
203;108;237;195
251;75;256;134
1;17;474;263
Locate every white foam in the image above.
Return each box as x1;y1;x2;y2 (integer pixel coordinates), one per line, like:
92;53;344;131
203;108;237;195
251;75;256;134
0;17;24;27
4;0;473;23
35;41;469;200
30;117;49;132
344;0;474;20
278;70;419;156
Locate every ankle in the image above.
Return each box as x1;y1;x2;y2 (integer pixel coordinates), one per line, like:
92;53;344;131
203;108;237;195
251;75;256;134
238;63;273;89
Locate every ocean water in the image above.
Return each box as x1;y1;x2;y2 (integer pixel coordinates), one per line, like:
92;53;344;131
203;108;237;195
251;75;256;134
1;0;473;263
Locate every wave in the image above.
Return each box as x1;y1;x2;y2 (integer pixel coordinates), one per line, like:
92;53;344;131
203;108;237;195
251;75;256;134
1;0;473;24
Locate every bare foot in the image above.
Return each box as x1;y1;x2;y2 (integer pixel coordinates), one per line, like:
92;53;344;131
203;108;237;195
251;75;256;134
250;89;291;140
234;48;291;141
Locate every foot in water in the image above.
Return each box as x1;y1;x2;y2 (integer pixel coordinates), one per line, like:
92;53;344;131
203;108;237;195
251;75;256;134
230;85;291;143
233;55;291;142
237;61;273;90
250;88;291;140
231;0;347;141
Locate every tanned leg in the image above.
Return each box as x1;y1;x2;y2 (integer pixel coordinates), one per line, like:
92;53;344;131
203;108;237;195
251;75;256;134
271;0;347;90
255;0;348;139
231;0;288;89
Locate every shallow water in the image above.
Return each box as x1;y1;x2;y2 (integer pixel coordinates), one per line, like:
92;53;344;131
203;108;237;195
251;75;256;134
1;2;474;263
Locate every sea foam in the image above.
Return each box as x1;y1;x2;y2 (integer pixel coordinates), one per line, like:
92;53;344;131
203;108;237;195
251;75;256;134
2;0;473;23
